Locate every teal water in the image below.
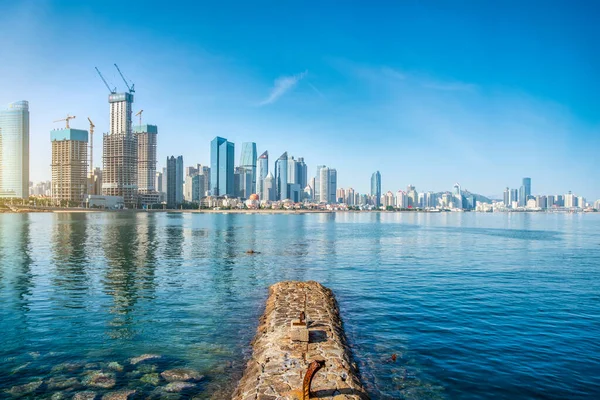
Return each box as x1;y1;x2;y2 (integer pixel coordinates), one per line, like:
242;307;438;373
1;212;600;399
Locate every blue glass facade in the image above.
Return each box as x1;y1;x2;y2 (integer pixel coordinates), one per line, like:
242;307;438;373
371;171;381;206
274;152;288;200
256;151;268;200
240;142;257;195
0;101;29;198
210;136;234;196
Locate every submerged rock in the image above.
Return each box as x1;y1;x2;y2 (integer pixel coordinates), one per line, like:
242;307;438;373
160;368;203;382
52;362;84;373
72;391;98;400
101;389;136;400
82;371;116;389
164;381;196;392
107;362;124;372
130;354;161;365
6;380;42;396
46;376;81;390
136;364;157;374
140;373;161;386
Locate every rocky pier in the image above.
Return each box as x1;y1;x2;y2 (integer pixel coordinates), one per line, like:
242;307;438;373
232;281;369;400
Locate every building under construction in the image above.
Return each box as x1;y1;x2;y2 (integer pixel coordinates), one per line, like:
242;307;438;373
51;128;88;203
134;123;160;205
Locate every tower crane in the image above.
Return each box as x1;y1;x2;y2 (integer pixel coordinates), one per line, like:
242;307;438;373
87;117;95;178
53;114;76;129
135;109;143;126
95;67;116;94
114;63;135;93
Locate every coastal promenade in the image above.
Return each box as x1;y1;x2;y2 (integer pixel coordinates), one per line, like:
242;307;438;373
233;281;369;400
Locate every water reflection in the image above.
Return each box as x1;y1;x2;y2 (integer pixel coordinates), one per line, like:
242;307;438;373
51;213;89;309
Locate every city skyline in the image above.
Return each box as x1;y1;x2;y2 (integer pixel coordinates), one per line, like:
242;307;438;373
1;2;598;199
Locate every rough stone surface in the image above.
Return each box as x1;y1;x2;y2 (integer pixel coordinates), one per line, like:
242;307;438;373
107;362;124;372
140;372;161;386
72;391;98;400
129;354;161;365
46;376;81;390
164;381;196;392
101;389;136;399
6;380;43;396
232;281;370;400
82;371;116;389
160;368;204;382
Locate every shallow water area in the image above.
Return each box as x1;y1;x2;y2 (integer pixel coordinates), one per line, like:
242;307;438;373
1;211;599;399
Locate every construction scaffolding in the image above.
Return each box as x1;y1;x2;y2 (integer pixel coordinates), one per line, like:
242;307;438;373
134;124;159;205
51;130;88;203
102;131;138;206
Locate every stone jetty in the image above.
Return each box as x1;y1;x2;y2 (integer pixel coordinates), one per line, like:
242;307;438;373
232;281;369;400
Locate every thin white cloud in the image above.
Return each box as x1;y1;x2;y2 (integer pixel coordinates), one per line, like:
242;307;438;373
259;70;307;106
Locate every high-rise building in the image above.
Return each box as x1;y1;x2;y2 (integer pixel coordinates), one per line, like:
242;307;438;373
0;101;29;198
274;152;288;200
346;188;355;205
547;195;555;209
263;171;275;201
328;168;337;203
155;171;163;193
91;167;102;196
371;171;381;207
51;128;88;203
103;92;137;207
519;177;531;206
297;157;308;189
256;151;268;199
210;136;234;196
192;174;205;203
564;191;576;208
237;167;253;199
197;164;210;196
240;142;257;195
503;187;510;207
166;156;183;208
319;166;329;203
407;185;418;208
134;124;159;205
314;165;325;201
510;189;518;205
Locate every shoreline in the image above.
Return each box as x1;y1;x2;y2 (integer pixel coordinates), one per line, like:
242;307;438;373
1;207;595;215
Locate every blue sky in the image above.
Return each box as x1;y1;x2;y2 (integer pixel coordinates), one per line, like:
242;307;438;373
1;0;598;199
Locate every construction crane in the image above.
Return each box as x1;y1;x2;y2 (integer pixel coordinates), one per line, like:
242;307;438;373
95;67;116;94
135;109;143;126
53;114;76;129
114;63;135;93
87;117;95;178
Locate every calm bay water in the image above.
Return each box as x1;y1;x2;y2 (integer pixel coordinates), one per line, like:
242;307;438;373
1;211;600;399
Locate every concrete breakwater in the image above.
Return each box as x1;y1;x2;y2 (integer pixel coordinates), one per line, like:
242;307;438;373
233;281;369;400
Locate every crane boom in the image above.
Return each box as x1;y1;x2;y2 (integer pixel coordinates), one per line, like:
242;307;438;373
114;63;135;93
95;67;116;94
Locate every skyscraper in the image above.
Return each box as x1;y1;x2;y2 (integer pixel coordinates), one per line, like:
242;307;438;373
328;168;337;203
274;152;288;200
0;101;29;198
519;177;532;207
314;165;325;201
134;124;159;205
103;92;137;207
166;156;183;208
263;171;275;201
51;127;88;203
210;136;234;196
240;142;257;195
503;187;510;207
256;151;268;200
371;171;381;207
297;157;308;189
319;166;329;203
